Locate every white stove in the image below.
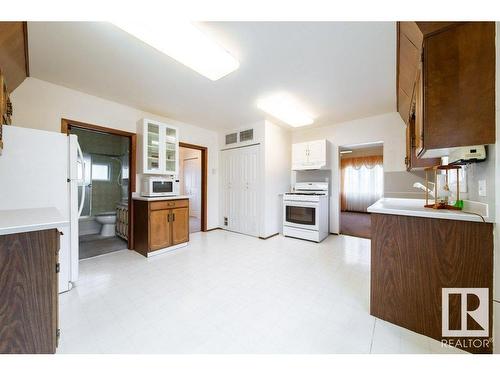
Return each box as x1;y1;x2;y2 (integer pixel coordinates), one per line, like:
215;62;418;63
283;182;329;242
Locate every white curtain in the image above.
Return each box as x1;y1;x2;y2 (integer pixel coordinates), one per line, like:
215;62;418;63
341;156;383;212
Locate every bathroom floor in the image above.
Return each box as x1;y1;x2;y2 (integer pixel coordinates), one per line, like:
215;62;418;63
79;234;128;260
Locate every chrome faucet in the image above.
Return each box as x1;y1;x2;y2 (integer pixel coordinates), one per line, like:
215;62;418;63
413;182;435;197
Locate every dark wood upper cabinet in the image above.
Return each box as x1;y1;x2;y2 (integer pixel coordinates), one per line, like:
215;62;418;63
397;22;495;161
0;21;29;93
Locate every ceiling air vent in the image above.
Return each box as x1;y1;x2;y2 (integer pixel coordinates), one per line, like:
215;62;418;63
239;129;254;142
225;133;237;145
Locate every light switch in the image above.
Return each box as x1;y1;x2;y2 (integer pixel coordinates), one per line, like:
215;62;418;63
478;180;487;197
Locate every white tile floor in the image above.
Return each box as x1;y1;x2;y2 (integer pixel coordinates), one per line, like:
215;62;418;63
57;230;465;354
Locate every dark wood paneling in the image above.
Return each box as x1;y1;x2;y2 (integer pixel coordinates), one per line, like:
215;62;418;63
424;22;495;150
0;21;29;92
0;229;58;354
132;199;149;256
370;213;493;354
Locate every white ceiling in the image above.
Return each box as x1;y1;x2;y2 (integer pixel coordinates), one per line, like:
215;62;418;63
27;21;396;131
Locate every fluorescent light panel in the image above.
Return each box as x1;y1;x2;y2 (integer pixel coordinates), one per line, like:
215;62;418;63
257;93;314;127
113;21;239;81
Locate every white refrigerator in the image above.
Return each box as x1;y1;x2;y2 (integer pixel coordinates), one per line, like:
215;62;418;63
0;125;83;292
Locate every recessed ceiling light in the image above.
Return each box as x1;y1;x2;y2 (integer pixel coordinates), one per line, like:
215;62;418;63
112;21;239;81
256;93;314;127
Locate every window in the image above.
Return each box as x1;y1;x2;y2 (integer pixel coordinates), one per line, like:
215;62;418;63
341;156;383;212
92;163;111;181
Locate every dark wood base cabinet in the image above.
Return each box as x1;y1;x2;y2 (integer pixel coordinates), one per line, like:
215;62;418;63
133;199;190;257
370;213;493;354
0;229;60;354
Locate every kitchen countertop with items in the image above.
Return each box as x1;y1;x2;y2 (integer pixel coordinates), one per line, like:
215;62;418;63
132;193;190;201
0;207;68;236
367;198;490;223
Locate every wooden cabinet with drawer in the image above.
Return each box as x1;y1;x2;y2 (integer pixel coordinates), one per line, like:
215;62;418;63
133;198;189;257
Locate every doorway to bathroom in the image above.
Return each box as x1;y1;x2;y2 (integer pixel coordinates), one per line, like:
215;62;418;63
179;142;207;233
61;119;136;259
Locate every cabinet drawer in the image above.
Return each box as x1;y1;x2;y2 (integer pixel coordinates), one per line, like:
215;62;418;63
150;199;188;211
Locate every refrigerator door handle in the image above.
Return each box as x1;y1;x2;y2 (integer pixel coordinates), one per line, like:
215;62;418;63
76;142;86;217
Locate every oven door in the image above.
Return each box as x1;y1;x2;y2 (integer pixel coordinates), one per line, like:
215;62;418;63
283;201;319;231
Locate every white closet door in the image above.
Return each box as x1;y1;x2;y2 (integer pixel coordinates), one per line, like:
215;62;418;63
240;146;259;236
221;145;260;237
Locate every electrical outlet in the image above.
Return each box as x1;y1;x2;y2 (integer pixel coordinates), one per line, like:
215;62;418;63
478;180;487;197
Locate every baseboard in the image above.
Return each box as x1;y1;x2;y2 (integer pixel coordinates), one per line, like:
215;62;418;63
258;232;279;240
205;227;222;232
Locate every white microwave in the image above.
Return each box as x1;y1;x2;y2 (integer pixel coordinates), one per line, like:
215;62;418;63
141;176;179;197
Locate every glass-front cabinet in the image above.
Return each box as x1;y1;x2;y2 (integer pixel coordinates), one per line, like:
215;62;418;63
140;119;179;175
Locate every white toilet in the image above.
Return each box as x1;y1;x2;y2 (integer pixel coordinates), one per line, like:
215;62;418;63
95;212;117;237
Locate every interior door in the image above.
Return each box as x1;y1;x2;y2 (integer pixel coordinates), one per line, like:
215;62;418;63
149;209;171;250
183;157;201;219
171;207;189;245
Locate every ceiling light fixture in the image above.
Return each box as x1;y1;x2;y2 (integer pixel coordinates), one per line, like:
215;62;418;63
112;21;239;81
256;93;314;127
340;150;353;154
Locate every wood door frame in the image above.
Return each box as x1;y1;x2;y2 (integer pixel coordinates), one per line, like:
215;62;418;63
61;118;137;250
179;142;208;232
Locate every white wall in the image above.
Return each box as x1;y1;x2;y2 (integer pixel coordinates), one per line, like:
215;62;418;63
262;120;291;237
10;77;220;229
291;112;407;233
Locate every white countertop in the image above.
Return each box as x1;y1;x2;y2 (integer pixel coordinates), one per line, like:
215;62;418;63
0;207;69;236
367;198;489;223
132;193;190;201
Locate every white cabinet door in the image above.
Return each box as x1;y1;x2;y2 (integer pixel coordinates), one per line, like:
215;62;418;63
307;139;326;164
142;119;179;175
163;125;178;175
144;121;161;174
292;142;308;165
